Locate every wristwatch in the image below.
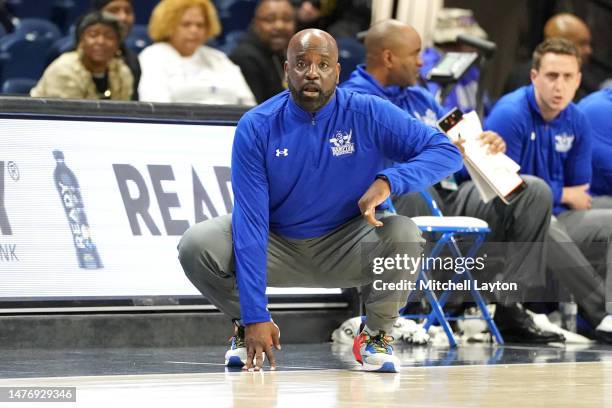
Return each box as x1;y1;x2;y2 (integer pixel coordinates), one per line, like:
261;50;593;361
376;175;390;186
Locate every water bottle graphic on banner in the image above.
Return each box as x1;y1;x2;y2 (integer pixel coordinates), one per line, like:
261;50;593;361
53;150;103;269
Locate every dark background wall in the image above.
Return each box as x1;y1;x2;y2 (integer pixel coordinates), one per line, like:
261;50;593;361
445;0;612;100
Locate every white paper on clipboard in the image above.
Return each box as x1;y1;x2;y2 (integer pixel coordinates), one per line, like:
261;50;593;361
440;110;524;204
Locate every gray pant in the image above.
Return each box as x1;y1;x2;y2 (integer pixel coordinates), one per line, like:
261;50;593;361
553;208;612;315
177;213;425;333
548;216;608;324
394;176;610;325
394;175;552;291
592;196;612;209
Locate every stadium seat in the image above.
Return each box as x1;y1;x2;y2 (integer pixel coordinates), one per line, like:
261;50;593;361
125;24;151;55
217;0;256;42
46;35;75;66
14;18;62;42
215;30;243;55
0;31;53;82
5;0;55;19
400;191;504;347
131;0;158;25
1;77;36;94
337;37;365;83
53;0;89;35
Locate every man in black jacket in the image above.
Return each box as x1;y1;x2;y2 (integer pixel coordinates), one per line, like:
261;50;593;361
230;0;296;103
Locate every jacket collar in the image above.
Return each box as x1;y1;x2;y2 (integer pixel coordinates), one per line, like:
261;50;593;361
353;64;403;100
526;84;570;124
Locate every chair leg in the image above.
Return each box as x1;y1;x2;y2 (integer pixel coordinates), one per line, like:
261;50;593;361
466;269;505;345
448;234;505;345
424;284;457;347
418;268;457;347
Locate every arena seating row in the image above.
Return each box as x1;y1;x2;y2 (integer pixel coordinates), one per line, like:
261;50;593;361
0;0;366;95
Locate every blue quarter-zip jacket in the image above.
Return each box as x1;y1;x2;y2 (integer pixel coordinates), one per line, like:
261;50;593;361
231;88;462;323
485;85;592;214
578;88;612;196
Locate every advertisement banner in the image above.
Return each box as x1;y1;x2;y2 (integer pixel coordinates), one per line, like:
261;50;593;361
0;117;237;298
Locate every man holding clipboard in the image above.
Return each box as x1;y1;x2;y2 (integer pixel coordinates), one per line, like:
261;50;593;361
342;19;566;343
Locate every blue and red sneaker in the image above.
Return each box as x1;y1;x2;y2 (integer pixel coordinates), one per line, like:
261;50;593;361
353;327;401;373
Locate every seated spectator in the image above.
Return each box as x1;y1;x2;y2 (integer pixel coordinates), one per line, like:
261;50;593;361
578;88;612;204
92;0;141;100
503;13;600;101
31;11;133;100
420;8;492;115
138;0;255;105
230;0;296;103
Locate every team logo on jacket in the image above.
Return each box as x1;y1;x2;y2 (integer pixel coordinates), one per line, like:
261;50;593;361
414;109;439;127
554;133;574;153
329;129;355;157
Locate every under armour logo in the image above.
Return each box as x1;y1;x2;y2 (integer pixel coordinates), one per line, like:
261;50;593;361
275;148;288;157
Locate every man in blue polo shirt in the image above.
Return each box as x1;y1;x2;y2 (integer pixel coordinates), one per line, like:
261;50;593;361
341;19;568;344
578;88;612;206
486;38;612;342
177;29;462;373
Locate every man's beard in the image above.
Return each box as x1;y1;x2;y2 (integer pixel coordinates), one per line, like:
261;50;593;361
288;81;335;112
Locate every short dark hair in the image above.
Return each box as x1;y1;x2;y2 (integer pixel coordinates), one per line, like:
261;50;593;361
75;10;121;44
532;37;581;70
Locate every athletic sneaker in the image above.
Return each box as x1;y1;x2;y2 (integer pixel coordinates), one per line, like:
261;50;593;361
224;321;274;367
353;326;401;373
596;315;612;343
225;322;247;367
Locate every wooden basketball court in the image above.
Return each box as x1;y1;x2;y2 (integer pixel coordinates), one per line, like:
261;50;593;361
1;343;610;407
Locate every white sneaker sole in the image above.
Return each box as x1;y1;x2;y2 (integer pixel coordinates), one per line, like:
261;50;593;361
361;360;401;373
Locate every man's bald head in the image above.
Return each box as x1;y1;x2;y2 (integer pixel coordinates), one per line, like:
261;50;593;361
365;20;419;63
544;13;592;61
284;29;340;112
363;20;423;87
287;28;338;62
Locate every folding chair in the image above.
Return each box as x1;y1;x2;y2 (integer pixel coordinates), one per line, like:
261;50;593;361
401;190;504;347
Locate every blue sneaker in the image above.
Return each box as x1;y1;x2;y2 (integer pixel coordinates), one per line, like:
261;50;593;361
352;326;400;373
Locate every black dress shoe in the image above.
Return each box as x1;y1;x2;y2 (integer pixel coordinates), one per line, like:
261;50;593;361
500;324;565;344
595;329;612;344
495;303;566;344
